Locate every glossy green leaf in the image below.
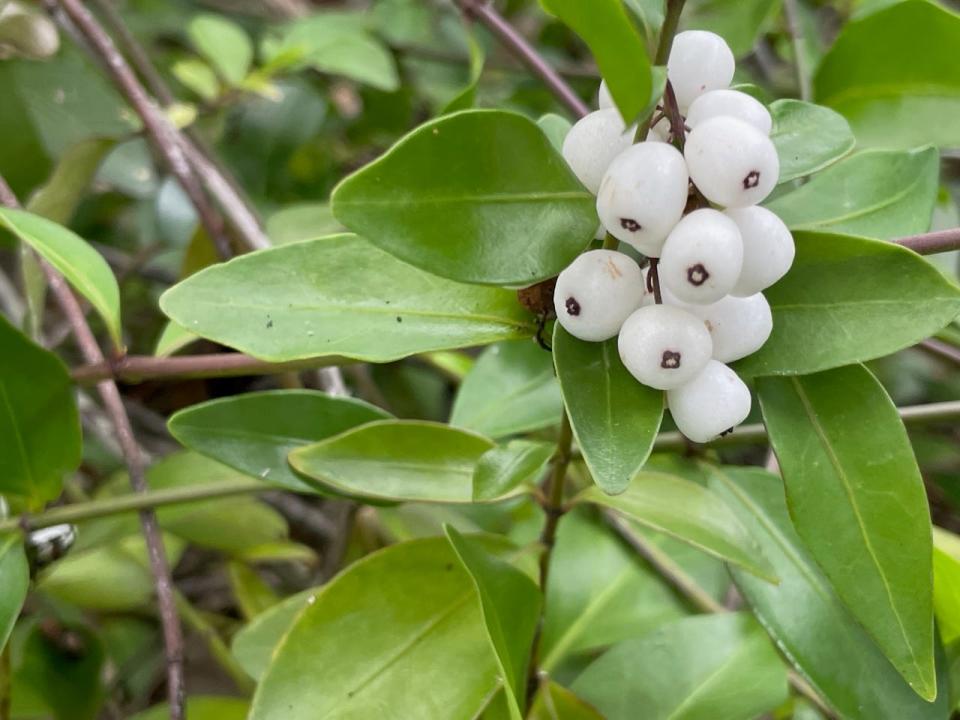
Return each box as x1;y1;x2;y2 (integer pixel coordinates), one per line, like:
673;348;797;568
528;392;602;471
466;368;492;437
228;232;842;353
265;202;343;244
572;613;788;720
332;110;595;285
188;14;252;86
153;321;200;357
710;466;950;719
769;99;854;183
168;390;391;492
734;231;960;377
529;681;604;720
933;528;960;646
131;697;249;720
554;326;663;495
451;340;562;439
682;0;781;56
172;58;220;101
758;365;935;698
540;0;651;122
540;509;688;671
228;562;279;621
289;420;494;502
446;527;541;717
473;440;554;501
160;234;534;362
814;0;960;148
0;535;28;652
0;314;81;507
766;147;938;238
232;589;316;681
249;538;501;720
0;207;121;346
580;472;775;580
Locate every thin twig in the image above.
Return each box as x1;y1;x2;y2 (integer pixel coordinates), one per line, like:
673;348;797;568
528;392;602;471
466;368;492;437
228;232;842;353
0;173;186;720
782;0;812;101
897;227;960;255
48;0;233;259
453;0;590;118
917;338;960;366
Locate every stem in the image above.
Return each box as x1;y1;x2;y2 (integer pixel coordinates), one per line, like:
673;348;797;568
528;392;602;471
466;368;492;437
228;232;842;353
0;173;186;720
917;338;960;367
526;412;574;701
635;0;688;141
647;257;664;304
453;0;590;118
897;227;960;255
782;0;812;101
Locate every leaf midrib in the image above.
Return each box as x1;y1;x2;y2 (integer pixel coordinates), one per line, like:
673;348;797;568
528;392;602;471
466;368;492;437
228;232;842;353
336;190;591;207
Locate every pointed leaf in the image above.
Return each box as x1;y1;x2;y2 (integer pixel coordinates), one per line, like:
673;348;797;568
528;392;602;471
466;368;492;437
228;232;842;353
188;14;252;86
473;440;554;501
0;535;28;652
553;326;663;494
769;99;855;183
332;110;595;285
232;589;316;681
758;365;935;698
160;234;535;362
710;466;950;719
528;681;603;720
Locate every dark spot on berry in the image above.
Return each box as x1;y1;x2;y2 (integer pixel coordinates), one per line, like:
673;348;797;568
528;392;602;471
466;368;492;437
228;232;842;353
396;316;402;323
743;170;761;189
719;427;735;437
565;296;581;316
661;350;681;369
687;263;709;286
620;218;641;232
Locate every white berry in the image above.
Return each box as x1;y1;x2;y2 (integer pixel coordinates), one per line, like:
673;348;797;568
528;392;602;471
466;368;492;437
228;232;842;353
667;360;751;442
659;209;743;304
617;304;713;390
596;142;689;256
686;89;772;135
724;206;795;296
598;80;613;110
554;250;645;342
685;293;773;362
562;109;635;194
667;31;735;111
685;116;779;207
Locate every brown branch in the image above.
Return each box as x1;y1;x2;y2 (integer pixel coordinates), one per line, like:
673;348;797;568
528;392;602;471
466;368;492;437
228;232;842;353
0;174;186;720
917;338;960;366
896;227;960;255
48;0;233;259
453;0;590;118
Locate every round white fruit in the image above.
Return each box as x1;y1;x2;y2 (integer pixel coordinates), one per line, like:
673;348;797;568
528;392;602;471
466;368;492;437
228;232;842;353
684;116;779;207
554;250;645;342
667;30;735;111
562;109;635;194
667;360;751;443
686;89;772;135
598;80;613;109
617;304;713;390
596;141;689;256
724;206;795;296
685;293;772;362
659;209;743;304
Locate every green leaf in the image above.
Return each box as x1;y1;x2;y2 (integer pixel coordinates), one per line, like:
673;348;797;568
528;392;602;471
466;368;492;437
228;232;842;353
0;207;121;346
168;390;391;493
540;0;651;122
188;14;252;86
249;538;502;720
710;466;951;719
473;440;555;501
442;31;485;114
27;138;115;225
130;697;249;720
232;589;316;681
734;231;960;377
172;58;220;102
933;528;960;646
289;420;494;502
0;314;81;507
160;234;534;362
766;147;939;238
153;321;200;357
538;113;573;153
682;0;782;57
758;365;935;698
446;526;541;718
451;340;562;439
0;535;28;652
580;472;775;581
228;562;279;621
572;613;788;720
540;509;688;671
553;326;663;495
528;681;604;720
769;99;855;183
332;110;595;285
265;202;343;244
814;0;960;148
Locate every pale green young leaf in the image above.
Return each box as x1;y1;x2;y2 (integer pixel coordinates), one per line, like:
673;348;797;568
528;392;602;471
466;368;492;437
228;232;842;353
188;14;253;86
232;589;316;680
933;527;960;646
473;440;554;501
769;99;854;183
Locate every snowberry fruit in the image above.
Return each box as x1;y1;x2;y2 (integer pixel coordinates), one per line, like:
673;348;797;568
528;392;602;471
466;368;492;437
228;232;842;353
724;206;795;296
684;116;779;207
659;209;743;304
617;304;713;390
562;109;635;194
667;31;735;111
686;89;772;135
598;80;613;110
667;360;751;443
596;142;689;256
684;293;772;362
554;250;645;342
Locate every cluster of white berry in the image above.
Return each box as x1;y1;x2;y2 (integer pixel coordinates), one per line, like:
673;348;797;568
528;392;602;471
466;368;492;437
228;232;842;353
554;30;795;443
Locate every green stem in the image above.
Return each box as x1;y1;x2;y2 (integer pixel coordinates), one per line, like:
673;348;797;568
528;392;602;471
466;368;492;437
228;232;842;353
635;0;688;142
